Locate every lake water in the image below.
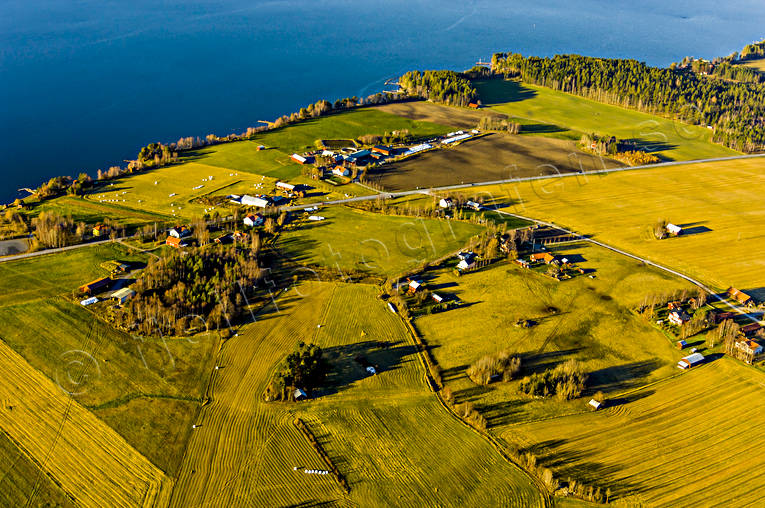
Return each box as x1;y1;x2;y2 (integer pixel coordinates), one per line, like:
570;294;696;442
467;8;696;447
2;0;764;202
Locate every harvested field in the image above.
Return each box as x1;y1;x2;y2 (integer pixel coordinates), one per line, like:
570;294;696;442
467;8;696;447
376;101;506;130
172;282;544;507
475;156;765;295
366;132;622;191
501;359;765;506
0;339;172;507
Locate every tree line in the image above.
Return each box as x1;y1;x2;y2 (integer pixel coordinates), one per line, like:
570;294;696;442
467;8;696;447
398;70;478;107
490;52;765;152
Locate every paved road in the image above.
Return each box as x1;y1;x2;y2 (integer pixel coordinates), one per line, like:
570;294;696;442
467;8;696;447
3;151;764;324
283;152;765;212
485;206;762;324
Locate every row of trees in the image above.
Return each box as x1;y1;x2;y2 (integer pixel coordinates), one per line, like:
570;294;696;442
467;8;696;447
398;70;478;106
114;244;263;336
477;115;520;133
30;211;86;248
490;52;765;152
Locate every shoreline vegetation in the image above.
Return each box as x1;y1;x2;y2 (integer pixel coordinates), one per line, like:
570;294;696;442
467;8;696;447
9;38;765;209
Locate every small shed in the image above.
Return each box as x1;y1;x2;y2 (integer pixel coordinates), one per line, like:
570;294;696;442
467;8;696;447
294;388;308;401
588;399;602;410
366;366;377;375
291;153;308;164
80;296;99;306
676;339;688;350
465;200;482;211
666;223;682;236
408;280;422;293
677;352;705;369
432;293;443;303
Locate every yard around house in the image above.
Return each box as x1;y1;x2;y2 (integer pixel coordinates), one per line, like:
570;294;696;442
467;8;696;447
473;79;740;161
173;282;544;507
278;206;483;277
414;241;695;424
466;156;765;296
501;359;765;506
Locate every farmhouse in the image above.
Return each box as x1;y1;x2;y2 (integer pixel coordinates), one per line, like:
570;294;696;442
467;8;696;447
408;280;422;294
241;195;271;208
735;338;763;356
169;226;191;238
439;198;454;209
243;214;264;227
372;145;392;156
332;166;350;177
666;223;683;236
530;252;556;264
727;287;754;307
166;236;186;248
668;310;691;326
739;323;762;337
79;277;112;295
711;310;737;324
92;224;110;237
112;288;136;304
677;352;705;369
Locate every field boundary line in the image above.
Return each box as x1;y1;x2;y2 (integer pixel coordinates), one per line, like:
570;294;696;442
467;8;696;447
393;307;551;507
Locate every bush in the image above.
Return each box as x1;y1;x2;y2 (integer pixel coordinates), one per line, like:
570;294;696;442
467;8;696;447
467;350;522;385
518;359;588;400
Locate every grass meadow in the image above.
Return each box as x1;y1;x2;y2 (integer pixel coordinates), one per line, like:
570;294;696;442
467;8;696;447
414;242;694;424
474;79;739;161
173;282;544;507
502;359;765;506
279;206;483;277
470;156;765;296
0;244;217;476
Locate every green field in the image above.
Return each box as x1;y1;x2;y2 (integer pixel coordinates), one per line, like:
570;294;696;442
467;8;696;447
0;245;216;475
0;243;146;307
278;206;483;277
502;359;765;506
74;106;444;221
0;430;75;507
173;282;544;507
468;157;765;296
187;108;450;177
474;79;739;161
415;241;694;423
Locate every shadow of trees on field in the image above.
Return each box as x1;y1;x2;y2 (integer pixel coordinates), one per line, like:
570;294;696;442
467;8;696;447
587;359;663;394
319;340;418;396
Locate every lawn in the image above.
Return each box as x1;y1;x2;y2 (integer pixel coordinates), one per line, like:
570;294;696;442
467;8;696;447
278;206;483;277
172;282;544;507
414;241;694;424
474;79;739;161
501;358;765;506
472;157;765;296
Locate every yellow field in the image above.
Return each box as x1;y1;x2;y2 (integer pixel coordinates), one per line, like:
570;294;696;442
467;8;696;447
414;242;694;422
474;157;765;295
0;339;171;507
501;359;765;507
172;282;544;507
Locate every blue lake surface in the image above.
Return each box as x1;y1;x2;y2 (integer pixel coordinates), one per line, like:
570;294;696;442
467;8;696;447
1;0;764;202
